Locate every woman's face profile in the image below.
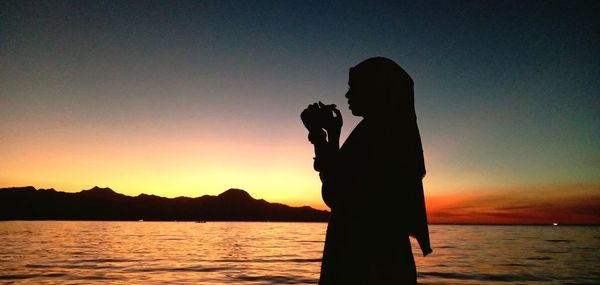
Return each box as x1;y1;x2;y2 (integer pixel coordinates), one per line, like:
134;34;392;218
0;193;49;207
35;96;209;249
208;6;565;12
345;69;373;117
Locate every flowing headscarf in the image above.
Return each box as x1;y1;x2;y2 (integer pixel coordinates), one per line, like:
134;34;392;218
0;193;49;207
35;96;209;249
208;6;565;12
351;57;432;256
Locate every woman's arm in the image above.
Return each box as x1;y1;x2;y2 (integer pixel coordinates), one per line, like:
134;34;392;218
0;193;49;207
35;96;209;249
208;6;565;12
302;102;343;208
314;131;340;208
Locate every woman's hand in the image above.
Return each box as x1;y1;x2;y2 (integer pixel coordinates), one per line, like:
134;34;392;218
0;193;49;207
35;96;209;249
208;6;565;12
301;101;343;148
302;102;327;145
318;101;343;137
301;102;323;132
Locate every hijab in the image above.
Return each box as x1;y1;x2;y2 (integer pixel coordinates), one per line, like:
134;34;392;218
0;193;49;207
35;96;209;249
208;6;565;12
350;57;432;255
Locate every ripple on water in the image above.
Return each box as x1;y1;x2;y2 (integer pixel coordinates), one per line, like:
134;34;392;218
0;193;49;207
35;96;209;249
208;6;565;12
498;263;526;267
233;274;319;284
419;271;553;282
524;256;553;261
123;265;228;273
78;258;139;263
214;258;321;263
0;273;68;280
545;239;573;243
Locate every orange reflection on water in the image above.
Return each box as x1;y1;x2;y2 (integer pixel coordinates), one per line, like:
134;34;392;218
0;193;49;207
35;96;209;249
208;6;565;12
1;222;598;284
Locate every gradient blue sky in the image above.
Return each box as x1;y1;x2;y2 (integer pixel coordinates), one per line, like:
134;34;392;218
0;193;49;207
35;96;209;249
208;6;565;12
1;1;599;222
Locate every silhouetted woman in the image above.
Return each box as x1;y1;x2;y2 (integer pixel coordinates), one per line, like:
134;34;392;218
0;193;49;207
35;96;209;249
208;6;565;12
301;57;432;284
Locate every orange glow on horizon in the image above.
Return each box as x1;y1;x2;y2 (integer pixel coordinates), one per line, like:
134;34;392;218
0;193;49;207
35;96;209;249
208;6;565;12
2;119;599;222
0;120;327;209
425;184;600;224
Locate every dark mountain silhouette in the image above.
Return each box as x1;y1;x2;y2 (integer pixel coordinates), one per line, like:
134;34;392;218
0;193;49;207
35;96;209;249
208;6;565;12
0;186;330;222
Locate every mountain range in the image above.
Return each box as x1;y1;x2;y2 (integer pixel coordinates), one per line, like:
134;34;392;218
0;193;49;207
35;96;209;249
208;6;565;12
0;186;330;222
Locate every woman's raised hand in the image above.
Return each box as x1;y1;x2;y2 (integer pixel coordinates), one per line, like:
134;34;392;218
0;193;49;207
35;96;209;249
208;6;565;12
301;102;323;132
318;101;343;136
301;102;343;132
301;101;343;146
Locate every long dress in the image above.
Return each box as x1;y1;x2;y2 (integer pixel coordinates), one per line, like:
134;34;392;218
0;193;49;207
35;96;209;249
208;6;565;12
317;118;431;285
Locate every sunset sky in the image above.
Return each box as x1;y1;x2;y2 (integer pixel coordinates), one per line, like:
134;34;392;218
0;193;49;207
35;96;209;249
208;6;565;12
1;1;598;224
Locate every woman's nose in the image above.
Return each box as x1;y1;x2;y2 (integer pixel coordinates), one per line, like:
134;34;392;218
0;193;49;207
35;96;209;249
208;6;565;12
345;89;351;99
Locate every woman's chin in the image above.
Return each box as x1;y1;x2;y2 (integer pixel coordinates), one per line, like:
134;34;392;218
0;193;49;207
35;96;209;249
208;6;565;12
350;109;364;117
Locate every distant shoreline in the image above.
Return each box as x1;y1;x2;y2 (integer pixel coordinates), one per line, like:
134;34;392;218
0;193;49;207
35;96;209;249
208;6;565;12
0;186;330;222
0;219;328;223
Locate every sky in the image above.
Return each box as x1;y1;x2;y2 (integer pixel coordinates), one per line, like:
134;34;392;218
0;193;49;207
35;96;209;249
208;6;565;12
1;0;599;224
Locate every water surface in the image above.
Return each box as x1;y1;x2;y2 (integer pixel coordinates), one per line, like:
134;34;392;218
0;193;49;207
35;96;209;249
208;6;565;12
0;222;598;284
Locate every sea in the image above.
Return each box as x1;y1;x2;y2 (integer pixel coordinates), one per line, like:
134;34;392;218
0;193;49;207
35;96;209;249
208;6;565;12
0;221;598;284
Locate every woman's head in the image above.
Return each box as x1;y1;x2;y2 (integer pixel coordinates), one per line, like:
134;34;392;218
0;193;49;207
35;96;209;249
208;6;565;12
345;57;414;119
